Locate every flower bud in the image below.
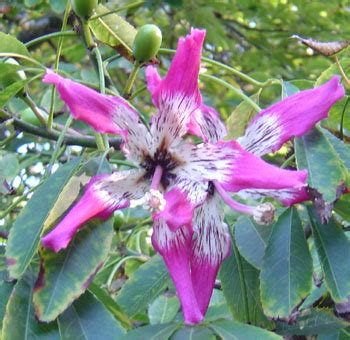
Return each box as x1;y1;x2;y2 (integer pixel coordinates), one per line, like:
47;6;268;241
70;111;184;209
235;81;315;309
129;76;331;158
70;0;98;20
253;203;275;225
133;24;162;63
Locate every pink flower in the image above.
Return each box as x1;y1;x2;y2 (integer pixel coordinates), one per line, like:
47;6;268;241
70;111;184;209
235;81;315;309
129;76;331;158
41;29;344;324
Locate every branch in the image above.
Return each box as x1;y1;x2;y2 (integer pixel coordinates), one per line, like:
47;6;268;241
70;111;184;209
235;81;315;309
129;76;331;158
1;110;121;149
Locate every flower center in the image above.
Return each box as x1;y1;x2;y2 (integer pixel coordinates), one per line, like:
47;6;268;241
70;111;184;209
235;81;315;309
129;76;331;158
130;189;166;212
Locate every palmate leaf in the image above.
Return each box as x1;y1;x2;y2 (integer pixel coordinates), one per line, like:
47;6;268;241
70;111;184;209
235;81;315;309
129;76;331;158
308;208;350;303
260;208;313;319
5;158;82;279
58;291;125;339
116;254;171;318
1;267;60;340
33;218;114;322
220;236;274;329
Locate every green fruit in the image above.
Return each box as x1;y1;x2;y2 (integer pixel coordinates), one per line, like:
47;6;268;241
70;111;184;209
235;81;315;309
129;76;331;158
71;0;98;19
133;24;162;62
20;108;41;127
113;210;125;230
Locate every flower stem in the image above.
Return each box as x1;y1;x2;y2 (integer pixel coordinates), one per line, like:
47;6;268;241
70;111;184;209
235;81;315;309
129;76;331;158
25;31;76;48
339;96;349;140
201;74;261;112
335;56;350;89
48;2;71;131
123;62;141;98
22;94;47;126
281;154;296;169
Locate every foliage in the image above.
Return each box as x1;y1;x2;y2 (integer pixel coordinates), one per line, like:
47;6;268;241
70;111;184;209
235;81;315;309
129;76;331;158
1;0;350;339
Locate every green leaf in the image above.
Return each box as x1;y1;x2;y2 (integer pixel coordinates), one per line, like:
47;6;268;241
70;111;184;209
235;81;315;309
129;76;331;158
295;126;349;203
205;289;232;322
0;151;19;182
0;79;28;108
58;291;125;339
124;323;179;340
334;194;350;222
116;254;171;317
210;320;281;340
148;295;180;325
308;208;350;303
171;326;216;340
89;4;137;54
275;309;348;336
318;329;350;340
315;58;350;87
220;237;273;328
6;158;82;279
260;208;313;318
0;32;30;56
234;216;271;269
33;218;113;322
225;92;260;140
88;282;131;329
0;281;14;330
281;80;299;99
1;268;60;340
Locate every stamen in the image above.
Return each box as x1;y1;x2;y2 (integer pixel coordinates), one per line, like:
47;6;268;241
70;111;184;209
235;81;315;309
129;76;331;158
130;189;166;212
213;180;275;225
151;165;163;190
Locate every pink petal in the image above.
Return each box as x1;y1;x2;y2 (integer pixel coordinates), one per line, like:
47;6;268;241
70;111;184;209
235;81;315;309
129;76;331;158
191;195;231;314
42;171;146;252
177;140;307;194
153;188;194;232
152;219;204;324
145;66;162;106
187;105;227;142
149;29;206;146
239;76;345;156
43;70;138;135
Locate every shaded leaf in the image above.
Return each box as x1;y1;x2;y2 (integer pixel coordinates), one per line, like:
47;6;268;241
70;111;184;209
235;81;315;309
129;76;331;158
318;329;350;340
171;326;216;340
334;194;350;222
124;323;179;340
260;208;313;319
292;35;350;56
58;291;125;339
33;219;114;322
0;152;19;182
225;92;260;140
0;281;14;330
235;216;271;269
0;79;28;108
6;158;82;279
275;309;348;336
148;295;180;325
308;208;350;303
0;32;30;56
220;237;273;328
281;80;299;99
210;320;281;339
1;268;60;340
116;254;171;317
89;5;136;56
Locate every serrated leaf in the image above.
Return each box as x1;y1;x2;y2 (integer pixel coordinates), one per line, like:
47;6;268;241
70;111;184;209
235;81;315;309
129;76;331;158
171;326;216;340
148;295;180;325
116;254;171;317
33;218;113;322
275;309;348;336
295;127;349;204
58;291;125;339
235;216;271;269
0;32;30;56
220;237;273;329
292;35;350;56
225;92;260;140
2;268;60;340
89;4;136;55
6;158;82;279
124;323;179;340
210;320;281;340
260;208;313;318
308;208;350;303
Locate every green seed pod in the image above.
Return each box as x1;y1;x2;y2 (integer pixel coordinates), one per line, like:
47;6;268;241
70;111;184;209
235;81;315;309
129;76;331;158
70;0;98;20
113;210;125;230
133;24;162;63
20;108;41;127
